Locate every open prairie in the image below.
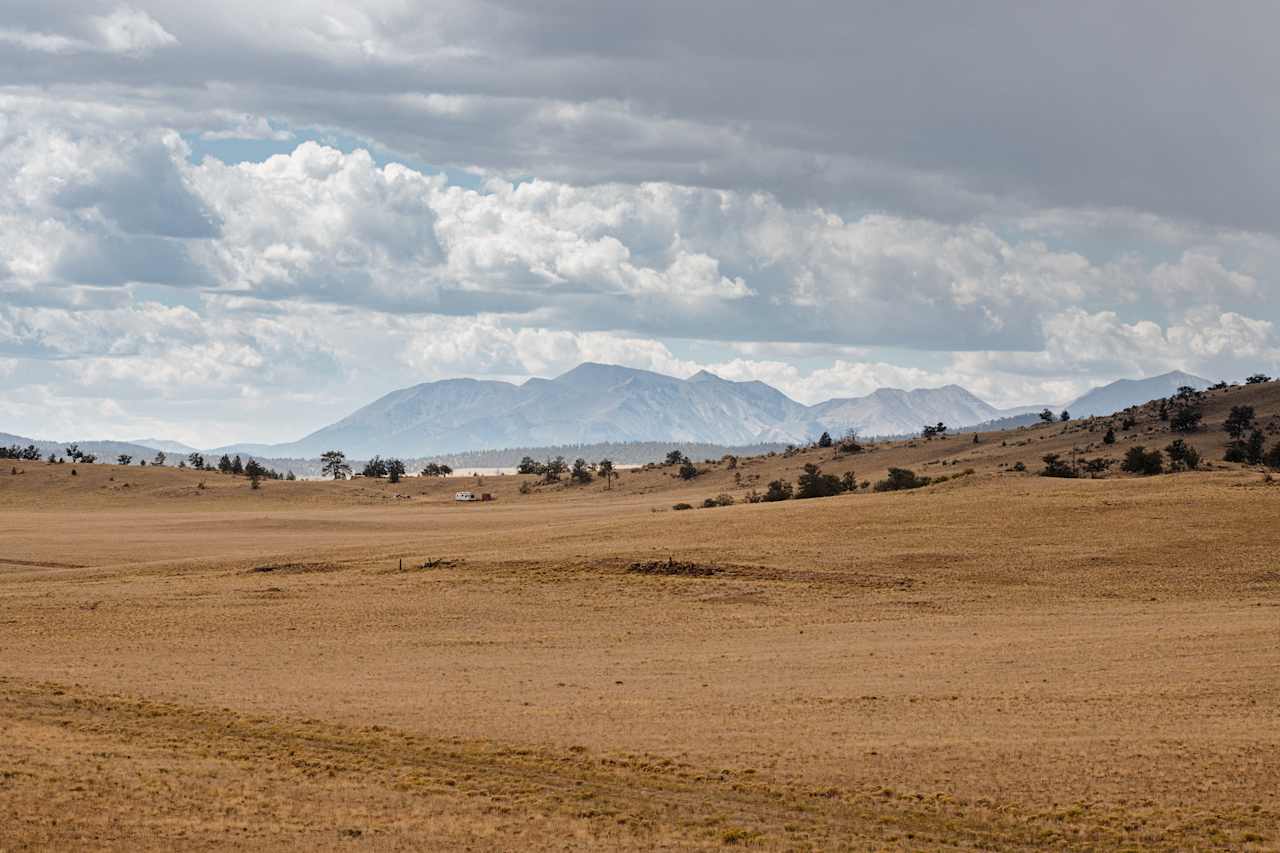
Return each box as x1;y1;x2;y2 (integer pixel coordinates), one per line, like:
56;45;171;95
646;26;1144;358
3;389;1280;850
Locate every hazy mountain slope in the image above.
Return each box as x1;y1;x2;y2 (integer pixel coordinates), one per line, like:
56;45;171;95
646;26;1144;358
208;364;1063;455
1066;371;1211;418
129;438;202;455
802;385;1003;437
0;432;174;463
11;365;1227;460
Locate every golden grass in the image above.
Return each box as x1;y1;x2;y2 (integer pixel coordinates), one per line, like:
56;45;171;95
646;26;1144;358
3;382;1280;849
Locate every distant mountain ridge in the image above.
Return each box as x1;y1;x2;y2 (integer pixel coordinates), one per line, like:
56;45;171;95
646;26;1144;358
212;363;1018;458
6;366;1219;462
1065;370;1211;418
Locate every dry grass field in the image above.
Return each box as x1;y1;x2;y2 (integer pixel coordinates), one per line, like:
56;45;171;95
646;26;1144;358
3;383;1280;850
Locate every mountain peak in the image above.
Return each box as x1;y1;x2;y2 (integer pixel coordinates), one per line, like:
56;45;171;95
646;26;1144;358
687;369;723;383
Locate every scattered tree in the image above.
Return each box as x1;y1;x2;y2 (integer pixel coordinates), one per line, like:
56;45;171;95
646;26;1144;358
1039;409;1055;423
1246;373;1271;384
840;471;858;492
65;443;82;462
1247;429;1266;465
153;451;167;467
816;431;833;448
218;454;233;474
762;479;793;502
231;455;243;476
1060;410;1070;422
570;458;594;484
516;456;541;475
1039;453;1076;478
677;460;699;480
244;459;265;489
1170;405;1202;433
1081;457;1114;477
187;452;205;470
665;449;688;466
1209;381;1229;391
362;456;388;478
1164;439;1201;472
1103;428;1116;445
542;456;567;483
796;463;845;498
386;458;406;483
921;422;948;439
598;458;618;489
1264;441;1280;470
320;450;350;480
1224;406;1256;439
117;454;133;466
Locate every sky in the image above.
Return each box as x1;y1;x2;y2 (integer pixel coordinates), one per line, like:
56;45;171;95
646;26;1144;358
2;1;1279;446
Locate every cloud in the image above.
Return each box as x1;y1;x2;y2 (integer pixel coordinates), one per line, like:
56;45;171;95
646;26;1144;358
3;3;1280;231
0;5;176;57
91;6;179;56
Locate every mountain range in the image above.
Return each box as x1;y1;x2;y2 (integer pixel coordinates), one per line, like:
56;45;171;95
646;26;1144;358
4;366;1212;462
208;364;1210;458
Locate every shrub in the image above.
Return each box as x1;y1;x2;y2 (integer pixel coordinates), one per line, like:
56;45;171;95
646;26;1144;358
840;471;858;492
1121;416;1136;431
1210;381;1229;391
518;481;533;494
762;479;793;501
1246;373;1271;384
1120;446;1164;476
1011;461;1027;472
677;461;699;480
672;502;694;511
1103;428;1116;444
873;467;930;492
